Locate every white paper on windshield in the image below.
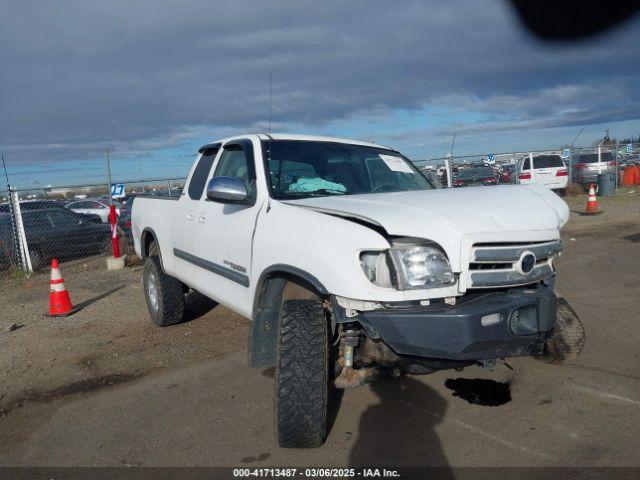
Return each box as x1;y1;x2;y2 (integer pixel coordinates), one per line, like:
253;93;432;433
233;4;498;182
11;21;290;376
379;154;415;174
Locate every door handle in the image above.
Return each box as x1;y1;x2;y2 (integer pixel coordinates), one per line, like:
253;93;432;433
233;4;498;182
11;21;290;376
186;211;194;220
198;215;206;223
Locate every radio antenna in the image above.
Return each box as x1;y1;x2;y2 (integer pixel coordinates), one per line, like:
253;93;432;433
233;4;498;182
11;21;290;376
1;154;10;188
268;73;273;135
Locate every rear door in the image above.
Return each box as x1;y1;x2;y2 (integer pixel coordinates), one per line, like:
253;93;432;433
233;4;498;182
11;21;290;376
171;144;221;279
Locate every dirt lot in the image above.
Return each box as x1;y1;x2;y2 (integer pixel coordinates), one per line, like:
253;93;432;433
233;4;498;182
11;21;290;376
0;189;639;469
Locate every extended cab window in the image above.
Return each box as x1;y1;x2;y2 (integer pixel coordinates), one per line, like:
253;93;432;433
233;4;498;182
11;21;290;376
188;150;217;200
213;144;256;197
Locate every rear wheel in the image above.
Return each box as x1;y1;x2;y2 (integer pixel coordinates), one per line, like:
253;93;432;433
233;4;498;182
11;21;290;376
275;299;329;448
143;250;185;327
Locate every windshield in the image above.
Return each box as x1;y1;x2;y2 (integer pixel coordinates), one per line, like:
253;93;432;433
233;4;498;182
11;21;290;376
458;167;494;179
262;140;433;199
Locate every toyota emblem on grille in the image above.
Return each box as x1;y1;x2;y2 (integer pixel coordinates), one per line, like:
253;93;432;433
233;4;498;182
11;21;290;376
517;251;536;275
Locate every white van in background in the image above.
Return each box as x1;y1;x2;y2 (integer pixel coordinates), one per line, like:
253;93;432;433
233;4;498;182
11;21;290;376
516;154;568;191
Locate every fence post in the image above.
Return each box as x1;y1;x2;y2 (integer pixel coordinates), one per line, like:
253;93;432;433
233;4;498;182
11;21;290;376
9;188;32;273
568;148;573;185
444;157;452;188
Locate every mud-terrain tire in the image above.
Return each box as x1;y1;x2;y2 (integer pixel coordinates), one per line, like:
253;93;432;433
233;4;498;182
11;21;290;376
143;253;185;327
275;299;328;448
537;297;586;363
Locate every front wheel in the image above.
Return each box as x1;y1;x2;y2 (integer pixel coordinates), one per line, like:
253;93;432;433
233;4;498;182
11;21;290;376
275;299;329;448
143;254;185;327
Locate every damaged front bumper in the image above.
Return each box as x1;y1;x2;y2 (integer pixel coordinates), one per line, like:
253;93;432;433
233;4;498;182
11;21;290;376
334;278;557;361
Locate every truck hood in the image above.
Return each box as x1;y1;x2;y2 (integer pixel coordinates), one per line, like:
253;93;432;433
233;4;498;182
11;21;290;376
282;184;569;270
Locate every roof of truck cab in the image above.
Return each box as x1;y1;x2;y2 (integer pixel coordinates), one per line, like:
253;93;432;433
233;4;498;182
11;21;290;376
202;133;395;151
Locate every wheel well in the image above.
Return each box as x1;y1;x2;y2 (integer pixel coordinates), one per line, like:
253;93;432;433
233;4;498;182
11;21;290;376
141;230;157;259
248;272;326;368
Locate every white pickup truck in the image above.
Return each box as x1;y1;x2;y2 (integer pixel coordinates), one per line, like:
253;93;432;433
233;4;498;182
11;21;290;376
133;133;583;448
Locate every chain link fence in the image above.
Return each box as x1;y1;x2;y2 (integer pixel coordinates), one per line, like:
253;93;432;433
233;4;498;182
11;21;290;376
2;141;640;277
414;143;640;190
0;178;186;276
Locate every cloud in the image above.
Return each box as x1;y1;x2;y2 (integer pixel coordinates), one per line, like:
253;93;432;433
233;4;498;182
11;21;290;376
1;0;639;174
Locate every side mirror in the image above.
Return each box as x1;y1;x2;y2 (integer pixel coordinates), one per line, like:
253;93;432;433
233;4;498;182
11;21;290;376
206;176;249;204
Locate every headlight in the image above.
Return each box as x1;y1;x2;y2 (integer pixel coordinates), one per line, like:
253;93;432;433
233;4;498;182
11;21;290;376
389;243;455;289
360;239;455;290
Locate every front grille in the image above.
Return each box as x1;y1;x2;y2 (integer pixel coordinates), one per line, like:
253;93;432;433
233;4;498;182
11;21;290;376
468;240;561;288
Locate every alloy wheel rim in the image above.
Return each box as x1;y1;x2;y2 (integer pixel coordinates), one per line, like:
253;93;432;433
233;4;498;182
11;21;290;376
147;272;159;312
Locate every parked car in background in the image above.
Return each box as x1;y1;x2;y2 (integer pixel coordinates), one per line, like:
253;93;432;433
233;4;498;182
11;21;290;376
516;154;568;191
118;196;135;245
65;199;119;223
0;199;66;213
1;199;102;222
499;164;515;183
453;167;497;187
572;152;617;186
0;206;111;270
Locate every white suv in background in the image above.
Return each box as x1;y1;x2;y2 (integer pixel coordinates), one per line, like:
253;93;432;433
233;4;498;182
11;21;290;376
516;154;568;191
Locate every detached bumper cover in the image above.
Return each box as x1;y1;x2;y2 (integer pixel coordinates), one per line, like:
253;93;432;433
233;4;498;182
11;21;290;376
358;280;557;361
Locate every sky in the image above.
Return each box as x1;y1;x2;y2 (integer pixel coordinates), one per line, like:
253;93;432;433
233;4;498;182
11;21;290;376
1;0;639;189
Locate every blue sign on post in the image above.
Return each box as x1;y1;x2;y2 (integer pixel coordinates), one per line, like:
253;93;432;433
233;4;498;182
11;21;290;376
487;154;495;164
110;183;125;198
627;143;633;154
561;148;571;159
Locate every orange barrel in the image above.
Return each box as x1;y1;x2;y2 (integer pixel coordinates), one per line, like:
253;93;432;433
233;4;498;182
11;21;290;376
622;166;640;186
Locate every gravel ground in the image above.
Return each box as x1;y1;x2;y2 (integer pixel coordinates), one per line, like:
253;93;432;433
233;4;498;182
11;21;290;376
0;256;249;413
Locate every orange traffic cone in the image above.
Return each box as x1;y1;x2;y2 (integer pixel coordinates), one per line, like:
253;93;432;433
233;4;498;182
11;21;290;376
47;259;79;317
584;184;602;215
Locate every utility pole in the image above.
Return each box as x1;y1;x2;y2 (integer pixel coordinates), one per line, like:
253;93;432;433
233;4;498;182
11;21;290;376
104;147;113;204
138;155;144;192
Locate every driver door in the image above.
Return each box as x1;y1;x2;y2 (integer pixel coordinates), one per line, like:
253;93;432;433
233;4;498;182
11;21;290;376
190;139;261;316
